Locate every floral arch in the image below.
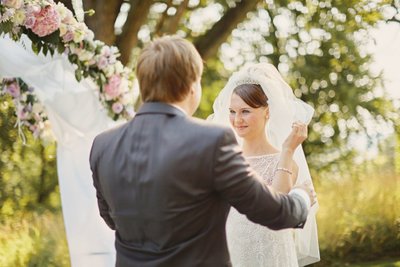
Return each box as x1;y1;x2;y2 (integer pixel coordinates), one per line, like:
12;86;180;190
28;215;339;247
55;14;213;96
0;1;138;266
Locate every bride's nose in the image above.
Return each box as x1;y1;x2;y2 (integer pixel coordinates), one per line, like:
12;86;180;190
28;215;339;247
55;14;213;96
234;114;244;124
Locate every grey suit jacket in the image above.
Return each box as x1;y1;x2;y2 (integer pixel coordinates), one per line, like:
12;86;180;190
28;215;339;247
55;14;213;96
90;102;308;267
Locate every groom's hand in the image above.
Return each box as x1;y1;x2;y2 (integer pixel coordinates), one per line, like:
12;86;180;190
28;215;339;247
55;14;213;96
292;181;317;206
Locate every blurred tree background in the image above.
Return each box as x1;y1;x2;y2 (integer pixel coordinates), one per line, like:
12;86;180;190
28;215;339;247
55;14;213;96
1;0;400;266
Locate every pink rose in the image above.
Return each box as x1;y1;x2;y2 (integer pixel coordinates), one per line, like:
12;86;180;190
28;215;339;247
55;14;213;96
112;102;123;114
101;46;111;57
24;15;36;29
97;56;108;70
6;83;20;98
26;4;41;15
2;0;23;9
31;5;61;37
17;108;28;120
62;31;74;42
104;75;122;99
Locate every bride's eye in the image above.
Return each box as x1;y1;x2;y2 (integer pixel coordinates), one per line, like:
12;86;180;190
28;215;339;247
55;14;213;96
229;110;236;114
242;110;250;114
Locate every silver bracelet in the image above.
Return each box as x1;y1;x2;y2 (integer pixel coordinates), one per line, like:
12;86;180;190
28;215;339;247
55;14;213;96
275;167;293;175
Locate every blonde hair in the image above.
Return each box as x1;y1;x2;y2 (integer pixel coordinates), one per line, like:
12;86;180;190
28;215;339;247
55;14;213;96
136;35;203;103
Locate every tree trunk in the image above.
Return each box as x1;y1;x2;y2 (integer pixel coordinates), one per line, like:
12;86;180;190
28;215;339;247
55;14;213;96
194;0;262;60
116;0;154;64
84;0;124;45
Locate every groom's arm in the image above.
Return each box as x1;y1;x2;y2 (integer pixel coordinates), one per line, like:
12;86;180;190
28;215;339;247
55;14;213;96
89;138;116;230
213;129;309;230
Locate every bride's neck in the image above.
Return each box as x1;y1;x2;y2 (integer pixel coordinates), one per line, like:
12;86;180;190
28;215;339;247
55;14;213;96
242;134;277;156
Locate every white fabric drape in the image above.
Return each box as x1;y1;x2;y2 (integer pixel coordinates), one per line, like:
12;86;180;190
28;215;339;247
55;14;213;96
0;35;116;267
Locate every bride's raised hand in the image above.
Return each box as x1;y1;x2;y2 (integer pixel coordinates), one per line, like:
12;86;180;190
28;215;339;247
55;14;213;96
282;121;308;154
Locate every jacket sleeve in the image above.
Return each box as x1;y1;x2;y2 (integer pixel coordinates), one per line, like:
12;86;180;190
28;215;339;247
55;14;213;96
89;137;116;230
213;128;308;230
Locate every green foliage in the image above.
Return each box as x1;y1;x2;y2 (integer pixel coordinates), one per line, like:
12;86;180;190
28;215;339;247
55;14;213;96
0;211;69;267
216;0;398;168
0;1;399;266
195;58;230;119
0;98;59;221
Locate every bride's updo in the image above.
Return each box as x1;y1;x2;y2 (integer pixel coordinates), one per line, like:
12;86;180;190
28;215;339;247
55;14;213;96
233;83;268;108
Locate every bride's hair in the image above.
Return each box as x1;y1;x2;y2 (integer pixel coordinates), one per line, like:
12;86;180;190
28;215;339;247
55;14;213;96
233;84;268;108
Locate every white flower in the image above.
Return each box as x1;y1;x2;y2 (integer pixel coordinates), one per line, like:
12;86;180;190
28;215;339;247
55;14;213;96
32;103;43;114
77;50;95;62
1;8;15;22
73;24;86;43
84;29;95;41
110;46;120;55
121;90;134;105
13;9;26;26
101;46;111;57
114;61;124;74
55;2;67;20
59;23;68;36
3;0;23;9
104;65;115;77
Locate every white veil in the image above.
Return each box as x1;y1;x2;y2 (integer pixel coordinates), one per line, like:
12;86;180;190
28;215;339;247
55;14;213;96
210;63;320;266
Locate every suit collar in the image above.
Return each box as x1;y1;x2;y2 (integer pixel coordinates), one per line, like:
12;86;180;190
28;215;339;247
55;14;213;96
136;102;186;117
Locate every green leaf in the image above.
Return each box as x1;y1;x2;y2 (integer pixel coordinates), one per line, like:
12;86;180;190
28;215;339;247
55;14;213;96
40;30;61;45
43;45;48;56
0;21;14;35
75;69;82;81
57;43;65;54
31;42;39;54
49;46;55;57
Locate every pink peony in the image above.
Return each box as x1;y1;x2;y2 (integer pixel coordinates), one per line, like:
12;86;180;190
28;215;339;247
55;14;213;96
112;102;123;114
31;5;61;37
104;75;122;99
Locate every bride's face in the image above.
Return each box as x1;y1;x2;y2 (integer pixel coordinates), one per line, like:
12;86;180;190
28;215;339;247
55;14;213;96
229;93;268;139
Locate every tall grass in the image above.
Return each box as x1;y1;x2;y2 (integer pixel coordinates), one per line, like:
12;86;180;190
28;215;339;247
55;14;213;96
313;168;400;266
0;170;399;266
0;211;70;267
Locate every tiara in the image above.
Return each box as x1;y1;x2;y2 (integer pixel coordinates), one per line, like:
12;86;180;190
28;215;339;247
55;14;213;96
233;78;260;87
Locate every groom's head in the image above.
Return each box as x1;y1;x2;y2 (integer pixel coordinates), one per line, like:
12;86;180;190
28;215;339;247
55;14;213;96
136;36;203;105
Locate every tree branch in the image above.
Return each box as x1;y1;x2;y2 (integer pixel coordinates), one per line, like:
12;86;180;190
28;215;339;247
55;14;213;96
154;0;173;37
116;0;154;64
265;8;281;66
194;0;262;60
163;0;190;34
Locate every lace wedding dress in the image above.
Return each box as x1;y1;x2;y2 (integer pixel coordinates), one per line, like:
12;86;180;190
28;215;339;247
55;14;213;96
226;153;298;267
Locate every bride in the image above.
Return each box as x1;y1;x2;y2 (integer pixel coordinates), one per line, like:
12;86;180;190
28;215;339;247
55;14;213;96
210;63;320;266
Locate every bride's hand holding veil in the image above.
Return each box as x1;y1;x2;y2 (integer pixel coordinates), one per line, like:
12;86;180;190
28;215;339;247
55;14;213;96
282;121;308;154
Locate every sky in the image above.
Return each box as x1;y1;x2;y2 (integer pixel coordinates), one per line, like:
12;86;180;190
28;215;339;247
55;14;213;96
370;22;400;101
349;22;400;158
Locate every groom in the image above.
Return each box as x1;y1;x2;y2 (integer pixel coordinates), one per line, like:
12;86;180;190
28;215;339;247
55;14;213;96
90;36;314;267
